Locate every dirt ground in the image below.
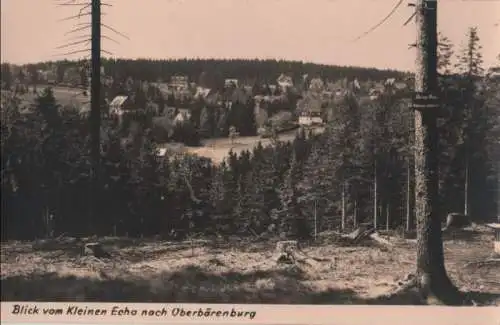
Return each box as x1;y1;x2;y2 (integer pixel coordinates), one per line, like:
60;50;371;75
1;225;499;305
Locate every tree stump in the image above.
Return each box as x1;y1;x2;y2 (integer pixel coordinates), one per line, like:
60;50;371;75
443;212;471;230
275;240;298;264
82;242;112;259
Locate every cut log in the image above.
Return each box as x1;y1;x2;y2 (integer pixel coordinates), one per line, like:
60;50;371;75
82;242;112;259
369;232;394;247
343;225;375;242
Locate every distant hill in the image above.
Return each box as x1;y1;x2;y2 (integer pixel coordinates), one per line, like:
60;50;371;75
9;58;409;89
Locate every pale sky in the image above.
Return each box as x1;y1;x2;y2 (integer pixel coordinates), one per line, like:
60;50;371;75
1;0;499;71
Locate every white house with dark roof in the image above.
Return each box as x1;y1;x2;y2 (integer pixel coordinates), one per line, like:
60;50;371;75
109;95;133;116
224;78;239;88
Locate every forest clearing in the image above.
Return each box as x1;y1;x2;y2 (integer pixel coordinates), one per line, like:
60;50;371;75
162;127;325;164
2;224;499;305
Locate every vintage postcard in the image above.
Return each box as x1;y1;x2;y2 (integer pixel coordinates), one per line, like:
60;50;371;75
1;0;499;324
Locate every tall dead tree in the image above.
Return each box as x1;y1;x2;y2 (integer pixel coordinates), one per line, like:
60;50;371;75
412;0;462;304
55;0;127;234
89;0;102;230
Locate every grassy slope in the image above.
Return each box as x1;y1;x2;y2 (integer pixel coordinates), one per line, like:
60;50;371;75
1;226;498;304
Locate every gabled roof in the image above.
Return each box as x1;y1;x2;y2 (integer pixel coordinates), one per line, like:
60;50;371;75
109;95;128;107
277;73;293;83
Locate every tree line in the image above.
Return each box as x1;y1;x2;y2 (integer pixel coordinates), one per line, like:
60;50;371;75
1;58;406;90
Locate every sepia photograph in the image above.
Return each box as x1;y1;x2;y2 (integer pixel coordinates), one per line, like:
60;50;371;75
1;0;499;308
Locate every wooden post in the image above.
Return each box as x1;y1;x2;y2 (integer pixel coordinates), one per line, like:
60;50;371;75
413;0;460;302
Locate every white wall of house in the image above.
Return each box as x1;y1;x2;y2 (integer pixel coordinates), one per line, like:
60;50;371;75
299;116;313;126
299;111;324;126
311;116;324;125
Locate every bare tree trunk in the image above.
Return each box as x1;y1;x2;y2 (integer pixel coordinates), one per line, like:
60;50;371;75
406;159;412;232
314;199;318;240
413;0;462;304
354;199;358;228
386;202;390;232
464;156;469;216
341;181;346;231
373;161;378;229
89;0;102;234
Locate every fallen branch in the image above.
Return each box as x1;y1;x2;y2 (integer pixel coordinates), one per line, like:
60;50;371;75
464;258;500;268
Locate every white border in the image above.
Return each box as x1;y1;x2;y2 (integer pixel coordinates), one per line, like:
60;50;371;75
1;302;499;325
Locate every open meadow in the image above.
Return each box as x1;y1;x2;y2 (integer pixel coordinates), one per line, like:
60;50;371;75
2;224;499;305
1;85;89;109
163;127;325;164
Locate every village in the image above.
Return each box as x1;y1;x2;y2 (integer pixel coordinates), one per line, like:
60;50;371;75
1;62;420;162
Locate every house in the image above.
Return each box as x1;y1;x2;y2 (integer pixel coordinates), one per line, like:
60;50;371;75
369;84;385;100
78;103;91;118
487;67;500;80
385;78;396;86
309;77;324;92
277;73;293;91
194;86;211;99
297;97;323;126
335;89;346;97
369;89;382;100
152;82;170;97
173;108;192;124
109;95;133;116
170;75;189;90
224;78;239;88
298;110;323;126
394;82;408;91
